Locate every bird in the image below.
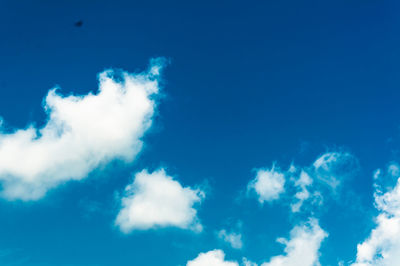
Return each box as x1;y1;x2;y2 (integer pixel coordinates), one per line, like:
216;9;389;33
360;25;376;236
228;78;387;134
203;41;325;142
74;20;83;27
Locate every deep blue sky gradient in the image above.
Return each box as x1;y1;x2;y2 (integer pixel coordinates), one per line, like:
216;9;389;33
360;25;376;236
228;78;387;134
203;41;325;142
1;0;400;265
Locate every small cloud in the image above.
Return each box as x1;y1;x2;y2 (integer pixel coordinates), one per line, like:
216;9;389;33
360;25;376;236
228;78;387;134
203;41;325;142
217;229;243;249
247;165;285;204
186;250;238;266
261;218;328;266
115;168;205;233
290;171;312;213
242;258;258;266
246;150;359;213
388;163;400;178
373;169;381;180
313;152;358;189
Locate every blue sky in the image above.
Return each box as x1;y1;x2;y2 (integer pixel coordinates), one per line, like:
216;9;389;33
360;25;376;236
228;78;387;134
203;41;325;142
1;0;400;265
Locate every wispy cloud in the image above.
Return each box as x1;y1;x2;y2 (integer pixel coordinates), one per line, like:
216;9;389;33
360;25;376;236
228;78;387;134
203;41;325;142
291;170;313;212
313;152;357;190
247;151;357;212
217;229;243;249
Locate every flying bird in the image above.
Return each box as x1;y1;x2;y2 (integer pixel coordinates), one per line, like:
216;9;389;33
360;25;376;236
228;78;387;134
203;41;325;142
74;20;83;27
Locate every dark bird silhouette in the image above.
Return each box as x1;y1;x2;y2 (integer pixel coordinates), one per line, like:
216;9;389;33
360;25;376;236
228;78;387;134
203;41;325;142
74;20;83;27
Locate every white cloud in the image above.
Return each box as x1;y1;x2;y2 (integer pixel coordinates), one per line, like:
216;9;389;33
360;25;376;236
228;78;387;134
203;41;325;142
242;258;258;266
260;218;327;266
191;219;327;266
248;166;285;203
247;151;357;209
388;163;400;178
187;250;239;266
313;152;356;189
352;171;400;265
291;170;313;213
115;169;205;233
217;229;243;249
0;58;165;201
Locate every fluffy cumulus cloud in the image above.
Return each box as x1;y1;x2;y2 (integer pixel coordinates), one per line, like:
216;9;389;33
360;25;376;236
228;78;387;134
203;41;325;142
0;58;165;201
186;250;238;266
115;169;205;233
352;163;400;266
189;219;327;266
248;166;285;203
217;229;243;249
260;218;327;266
